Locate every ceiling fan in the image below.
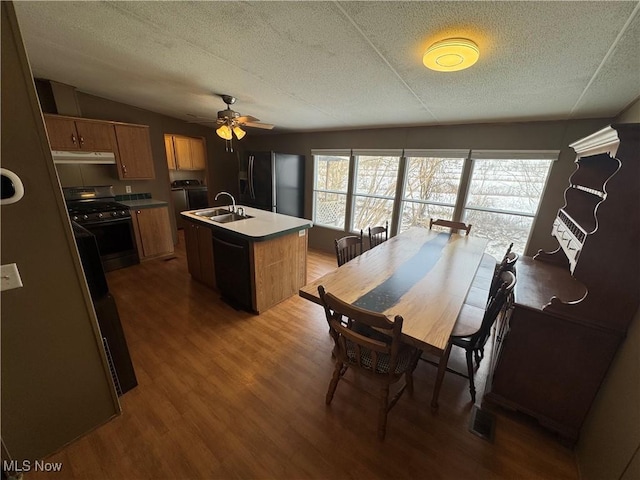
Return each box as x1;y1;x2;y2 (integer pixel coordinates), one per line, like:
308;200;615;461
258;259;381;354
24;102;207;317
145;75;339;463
189;94;274;152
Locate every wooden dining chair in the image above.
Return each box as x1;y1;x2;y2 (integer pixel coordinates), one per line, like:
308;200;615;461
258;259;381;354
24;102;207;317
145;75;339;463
429;218;472;236
318;285;421;440
446;271;516;403
334;230;363;266
368;221;388;249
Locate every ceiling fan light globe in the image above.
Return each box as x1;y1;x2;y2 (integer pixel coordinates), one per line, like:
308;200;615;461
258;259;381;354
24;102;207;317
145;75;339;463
233;125;246;140
216;124;232;140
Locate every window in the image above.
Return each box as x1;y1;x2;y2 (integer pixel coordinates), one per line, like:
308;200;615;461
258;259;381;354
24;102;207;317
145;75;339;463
462;152;555;257
312;151;350;229
400;150;468;232
312;148;557;256
351;151;401;232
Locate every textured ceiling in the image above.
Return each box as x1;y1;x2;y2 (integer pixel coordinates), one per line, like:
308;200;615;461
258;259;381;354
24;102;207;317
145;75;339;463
14;1;640;133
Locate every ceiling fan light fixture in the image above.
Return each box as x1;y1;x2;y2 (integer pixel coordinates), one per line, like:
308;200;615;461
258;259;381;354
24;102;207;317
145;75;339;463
233;125;246;140
216;124;232;140
423;38;479;72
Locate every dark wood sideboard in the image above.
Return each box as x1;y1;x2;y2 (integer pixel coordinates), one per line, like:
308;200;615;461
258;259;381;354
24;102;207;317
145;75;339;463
485;123;640;443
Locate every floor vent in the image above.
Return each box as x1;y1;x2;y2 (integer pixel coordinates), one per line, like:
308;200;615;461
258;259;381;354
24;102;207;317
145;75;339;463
469;405;495;442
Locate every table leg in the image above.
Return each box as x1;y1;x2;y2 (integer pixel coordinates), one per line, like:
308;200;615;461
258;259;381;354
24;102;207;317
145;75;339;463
431;342;452;412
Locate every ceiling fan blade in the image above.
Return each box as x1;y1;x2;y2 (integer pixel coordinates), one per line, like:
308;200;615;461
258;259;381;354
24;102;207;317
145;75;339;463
236;115;260;123
187;119;219;124
243;122;274;130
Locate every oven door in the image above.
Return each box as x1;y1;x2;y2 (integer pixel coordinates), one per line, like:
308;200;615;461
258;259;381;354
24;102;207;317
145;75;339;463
81;217;140;272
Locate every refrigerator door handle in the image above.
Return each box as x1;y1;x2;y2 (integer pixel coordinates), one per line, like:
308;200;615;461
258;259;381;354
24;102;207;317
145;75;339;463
249;155;256;199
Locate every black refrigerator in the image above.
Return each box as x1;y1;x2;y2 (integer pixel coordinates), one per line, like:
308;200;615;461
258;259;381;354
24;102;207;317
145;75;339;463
239;151;305;218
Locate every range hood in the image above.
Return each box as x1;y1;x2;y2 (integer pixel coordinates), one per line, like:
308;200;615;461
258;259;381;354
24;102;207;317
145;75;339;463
52;151;116;164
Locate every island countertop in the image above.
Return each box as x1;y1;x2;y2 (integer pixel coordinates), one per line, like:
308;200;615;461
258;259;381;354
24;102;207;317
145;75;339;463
181;205;313;241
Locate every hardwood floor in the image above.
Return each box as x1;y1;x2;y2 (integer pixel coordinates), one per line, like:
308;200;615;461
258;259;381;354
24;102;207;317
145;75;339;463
30;232;578;479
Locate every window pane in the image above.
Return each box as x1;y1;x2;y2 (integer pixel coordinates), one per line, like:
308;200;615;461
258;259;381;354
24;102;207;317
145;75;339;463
403;157;464;204
314;155;350;192
352;197;394;232
463;210;533;257
467;159;552;214
400;202;455;232
314;192;346;228
355;155;400;197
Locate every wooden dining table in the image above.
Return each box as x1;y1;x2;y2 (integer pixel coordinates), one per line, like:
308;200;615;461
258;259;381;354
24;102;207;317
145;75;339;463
299;227;493;409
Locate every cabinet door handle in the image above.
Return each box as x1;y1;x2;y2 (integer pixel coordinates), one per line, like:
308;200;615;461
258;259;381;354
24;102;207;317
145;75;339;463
122;164;128;176
71;134;77;145
79;135;84;146
136;210;141;214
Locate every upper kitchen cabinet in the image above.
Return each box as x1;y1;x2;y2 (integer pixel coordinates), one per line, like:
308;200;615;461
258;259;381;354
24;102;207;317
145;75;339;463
44;114;156;180
44;114;115;151
114;124;155;180
165;134;207;171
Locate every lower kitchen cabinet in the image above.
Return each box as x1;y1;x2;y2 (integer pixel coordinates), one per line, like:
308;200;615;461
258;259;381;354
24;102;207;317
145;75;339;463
184;220;216;288
131;206;174;260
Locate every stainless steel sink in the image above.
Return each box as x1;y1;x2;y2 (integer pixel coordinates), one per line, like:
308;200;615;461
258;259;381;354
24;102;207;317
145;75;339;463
211;213;253;223
194;208;231;217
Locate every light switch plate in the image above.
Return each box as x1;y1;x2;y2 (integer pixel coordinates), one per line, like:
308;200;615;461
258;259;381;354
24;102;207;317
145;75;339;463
1;263;23;291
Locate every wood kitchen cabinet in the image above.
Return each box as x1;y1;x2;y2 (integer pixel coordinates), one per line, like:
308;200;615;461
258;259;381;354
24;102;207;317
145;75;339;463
114;124;155;180
44;114;115;151
165;134;207;171
44;114;156;180
184;219;216;288
131;206;174;260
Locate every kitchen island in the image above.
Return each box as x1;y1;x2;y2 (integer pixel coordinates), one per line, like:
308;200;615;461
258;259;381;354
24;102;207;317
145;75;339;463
181;206;312;313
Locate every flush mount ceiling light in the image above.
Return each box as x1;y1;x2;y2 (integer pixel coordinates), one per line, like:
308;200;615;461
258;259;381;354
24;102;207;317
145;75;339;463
423;38;480;72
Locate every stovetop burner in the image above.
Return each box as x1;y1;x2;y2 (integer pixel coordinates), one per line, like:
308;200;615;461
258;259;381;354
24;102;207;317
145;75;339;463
67;201;129;215
63;186;131;223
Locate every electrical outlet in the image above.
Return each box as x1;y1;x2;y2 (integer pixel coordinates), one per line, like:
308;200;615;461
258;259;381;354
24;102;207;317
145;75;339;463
125;186;132;193
1;263;23;291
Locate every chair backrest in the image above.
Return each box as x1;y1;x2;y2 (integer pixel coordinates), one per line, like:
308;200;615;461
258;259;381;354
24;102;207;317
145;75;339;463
473;271;516;350
368;221;389;249
489;243;519;300
318;285;404;376
335;231;363;266
429;218;472;236
499;242;519;272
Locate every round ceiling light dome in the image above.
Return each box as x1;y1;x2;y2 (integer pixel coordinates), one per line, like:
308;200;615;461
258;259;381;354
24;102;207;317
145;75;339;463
423;38;480;72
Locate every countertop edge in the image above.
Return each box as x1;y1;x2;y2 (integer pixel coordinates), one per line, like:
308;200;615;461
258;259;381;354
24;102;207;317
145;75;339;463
181;206;313;241
120;199;168;209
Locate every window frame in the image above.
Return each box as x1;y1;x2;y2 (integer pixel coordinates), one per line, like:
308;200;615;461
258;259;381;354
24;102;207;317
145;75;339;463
311;149;352;230
311;148;558;254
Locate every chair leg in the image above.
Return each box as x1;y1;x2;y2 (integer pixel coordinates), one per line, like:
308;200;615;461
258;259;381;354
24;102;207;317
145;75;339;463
474;346;485;367
378;386;389;440
326;362;343;405
465;348;476;403
405;370;414;395
405;350;421;395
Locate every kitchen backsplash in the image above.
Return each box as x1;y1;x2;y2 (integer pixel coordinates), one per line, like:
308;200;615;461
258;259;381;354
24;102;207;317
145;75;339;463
115;192;152;201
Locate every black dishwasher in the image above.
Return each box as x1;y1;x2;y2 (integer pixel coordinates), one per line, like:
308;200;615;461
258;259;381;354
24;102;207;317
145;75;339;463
212;231;252;311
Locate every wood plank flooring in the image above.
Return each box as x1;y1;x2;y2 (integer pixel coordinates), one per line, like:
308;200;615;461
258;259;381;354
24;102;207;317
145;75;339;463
29;232;578;479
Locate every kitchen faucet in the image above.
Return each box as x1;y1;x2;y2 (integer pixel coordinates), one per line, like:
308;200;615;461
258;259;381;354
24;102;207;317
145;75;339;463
214;191;236;212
